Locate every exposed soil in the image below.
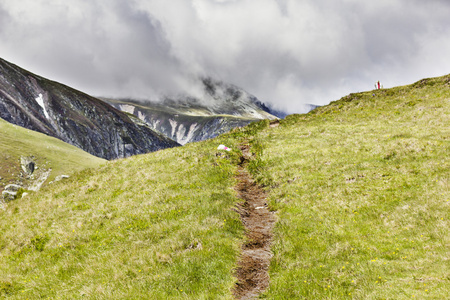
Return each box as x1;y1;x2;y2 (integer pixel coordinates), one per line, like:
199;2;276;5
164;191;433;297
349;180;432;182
233;144;276;299
269;120;280;128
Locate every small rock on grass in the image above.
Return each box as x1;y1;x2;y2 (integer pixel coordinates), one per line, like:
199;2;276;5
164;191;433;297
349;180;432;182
2;190;17;202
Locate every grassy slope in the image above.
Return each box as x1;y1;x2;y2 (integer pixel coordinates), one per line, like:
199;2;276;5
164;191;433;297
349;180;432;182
0;118;105;191
0;75;448;299
0;134;245;299
255;76;449;299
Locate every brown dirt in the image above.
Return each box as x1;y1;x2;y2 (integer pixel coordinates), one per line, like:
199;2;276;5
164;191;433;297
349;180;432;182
269;120;280;128
233;144;276;299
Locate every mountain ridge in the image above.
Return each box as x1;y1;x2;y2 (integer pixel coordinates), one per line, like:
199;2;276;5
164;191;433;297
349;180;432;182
102;77;279;144
0;57;179;159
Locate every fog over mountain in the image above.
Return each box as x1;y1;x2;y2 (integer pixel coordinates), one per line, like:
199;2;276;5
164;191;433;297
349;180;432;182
1;0;450;113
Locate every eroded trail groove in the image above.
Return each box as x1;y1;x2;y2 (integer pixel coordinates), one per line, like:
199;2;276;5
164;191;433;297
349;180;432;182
233;144;276;299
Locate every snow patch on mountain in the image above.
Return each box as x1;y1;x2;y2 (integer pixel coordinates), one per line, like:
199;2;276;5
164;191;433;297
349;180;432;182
35;93;49;119
169;119;177;138
177;123;200;145
119;104;135;114
151;119;160;128
137;111;146;122
185;123;199;144
176;124;186;144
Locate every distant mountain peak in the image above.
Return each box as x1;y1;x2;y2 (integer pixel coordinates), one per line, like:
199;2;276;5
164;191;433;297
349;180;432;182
103;78;279;145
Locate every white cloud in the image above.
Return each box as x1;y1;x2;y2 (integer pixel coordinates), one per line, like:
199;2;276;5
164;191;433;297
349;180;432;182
1;0;450;113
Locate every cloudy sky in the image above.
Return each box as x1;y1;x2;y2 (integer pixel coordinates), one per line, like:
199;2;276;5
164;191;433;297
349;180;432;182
1;0;450;113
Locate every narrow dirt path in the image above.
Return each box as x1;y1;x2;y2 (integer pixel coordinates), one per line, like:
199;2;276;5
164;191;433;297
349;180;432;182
233;144;276;299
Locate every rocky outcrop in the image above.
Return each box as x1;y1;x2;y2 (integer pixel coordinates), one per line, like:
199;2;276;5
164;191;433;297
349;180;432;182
0;57;179;159
2;191;16;202
20;156;35;175
2;184;22;202
27;169;51;192
55;175;70;181
4;184;21;192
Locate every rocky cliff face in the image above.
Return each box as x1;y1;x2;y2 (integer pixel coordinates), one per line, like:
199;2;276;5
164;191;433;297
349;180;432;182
0;57;179;159
103;78;278;145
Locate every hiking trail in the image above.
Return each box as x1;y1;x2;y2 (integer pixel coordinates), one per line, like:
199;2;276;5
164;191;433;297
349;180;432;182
233;143;276;299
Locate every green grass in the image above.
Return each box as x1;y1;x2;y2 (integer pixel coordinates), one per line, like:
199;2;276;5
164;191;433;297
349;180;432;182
0;118;105;191
1;74;449;299
247;75;449;299
0;135;244;299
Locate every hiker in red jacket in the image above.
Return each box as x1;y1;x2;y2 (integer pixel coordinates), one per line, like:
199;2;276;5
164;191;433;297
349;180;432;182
377;81;381;89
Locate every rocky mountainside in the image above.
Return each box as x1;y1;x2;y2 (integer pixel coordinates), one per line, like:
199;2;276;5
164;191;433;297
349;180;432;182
103;78;278;145
0;57;179;159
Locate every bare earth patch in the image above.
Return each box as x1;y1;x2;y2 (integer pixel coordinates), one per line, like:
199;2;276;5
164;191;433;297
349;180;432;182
233;144;276;299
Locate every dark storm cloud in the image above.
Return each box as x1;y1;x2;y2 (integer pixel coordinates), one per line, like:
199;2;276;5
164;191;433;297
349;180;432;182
1;0;450;113
0;0;193;98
